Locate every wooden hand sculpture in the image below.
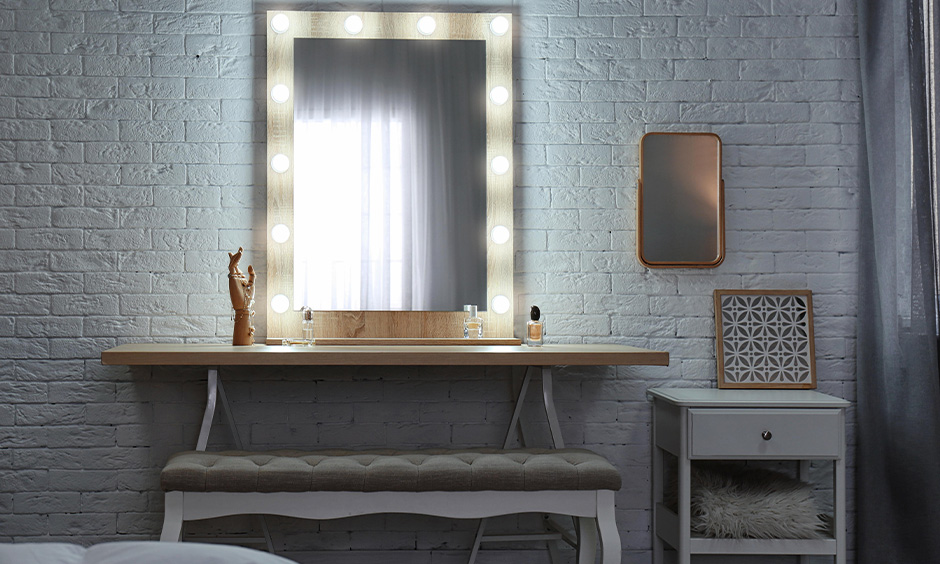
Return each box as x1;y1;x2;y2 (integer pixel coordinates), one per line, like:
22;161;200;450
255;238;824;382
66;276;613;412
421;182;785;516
228;247;255;346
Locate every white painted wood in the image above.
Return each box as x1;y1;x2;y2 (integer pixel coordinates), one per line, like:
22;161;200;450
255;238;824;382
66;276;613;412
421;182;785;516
688;408;842;459
577;517;598;564
650;388;847;564
195;369;218;451
596;491;619;564
177;490;604;521
161;492;184;542
541;367;565;448
647;388;850;408
502;366;533;449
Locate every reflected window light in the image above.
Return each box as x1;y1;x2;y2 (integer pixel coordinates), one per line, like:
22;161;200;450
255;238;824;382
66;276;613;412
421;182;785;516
271;13;289;34
489;16;509;36
344;15;363;35
416;16;436;36
271;84;290;103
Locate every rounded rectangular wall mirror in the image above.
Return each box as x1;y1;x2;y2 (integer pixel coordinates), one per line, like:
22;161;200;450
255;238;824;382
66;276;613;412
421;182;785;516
637;132;724;268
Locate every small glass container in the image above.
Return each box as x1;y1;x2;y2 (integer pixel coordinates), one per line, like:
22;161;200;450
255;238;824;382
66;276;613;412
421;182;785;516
301;306;315;345
527;305;543;347
463;304;483;339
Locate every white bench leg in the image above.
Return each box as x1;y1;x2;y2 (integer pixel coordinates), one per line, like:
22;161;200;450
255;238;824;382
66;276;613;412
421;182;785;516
161;491;184;542
597;490;620;564
577;517;598;564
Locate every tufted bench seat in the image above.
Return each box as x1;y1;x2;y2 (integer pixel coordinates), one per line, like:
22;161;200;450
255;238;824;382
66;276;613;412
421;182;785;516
160;448;622;563
161;448;622;493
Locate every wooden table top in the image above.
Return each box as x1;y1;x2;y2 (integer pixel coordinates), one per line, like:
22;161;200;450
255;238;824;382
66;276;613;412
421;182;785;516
101;343;669;367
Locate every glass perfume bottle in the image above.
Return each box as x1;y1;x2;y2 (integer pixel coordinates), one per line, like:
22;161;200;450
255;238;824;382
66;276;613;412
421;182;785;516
464;304;483;339
301;306;315;345
527;305;543;347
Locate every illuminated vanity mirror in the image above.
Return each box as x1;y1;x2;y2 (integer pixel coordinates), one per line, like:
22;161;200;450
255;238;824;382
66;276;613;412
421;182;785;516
266;11;514;342
637;132;724;268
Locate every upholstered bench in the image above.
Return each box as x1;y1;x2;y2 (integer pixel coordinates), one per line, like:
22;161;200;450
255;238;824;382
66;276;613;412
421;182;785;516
160;448;622;563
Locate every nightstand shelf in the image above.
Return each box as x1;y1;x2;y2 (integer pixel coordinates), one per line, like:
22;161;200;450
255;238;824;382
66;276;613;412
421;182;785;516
648;388;849;564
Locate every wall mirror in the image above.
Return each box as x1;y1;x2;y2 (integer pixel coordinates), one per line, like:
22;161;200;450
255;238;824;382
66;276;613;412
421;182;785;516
266;11;514;342
637;132;724;268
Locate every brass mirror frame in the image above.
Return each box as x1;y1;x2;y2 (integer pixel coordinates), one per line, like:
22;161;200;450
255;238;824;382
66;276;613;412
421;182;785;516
637;131;725;269
266;11;514;342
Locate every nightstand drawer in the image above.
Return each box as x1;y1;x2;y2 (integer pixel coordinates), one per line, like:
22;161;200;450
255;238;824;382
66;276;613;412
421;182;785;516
689;408;842;458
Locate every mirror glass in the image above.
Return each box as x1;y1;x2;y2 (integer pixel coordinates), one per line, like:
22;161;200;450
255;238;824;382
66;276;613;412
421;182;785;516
266;12;515;341
638;132;724;268
293;38;486;311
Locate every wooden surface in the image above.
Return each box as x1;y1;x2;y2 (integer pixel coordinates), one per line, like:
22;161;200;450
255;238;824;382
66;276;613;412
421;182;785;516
268;337;523;346
102;343;669;367
266;11;515;340
647;387;849;408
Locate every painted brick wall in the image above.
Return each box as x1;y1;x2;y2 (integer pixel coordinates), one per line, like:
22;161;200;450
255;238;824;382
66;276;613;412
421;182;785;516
0;0;859;562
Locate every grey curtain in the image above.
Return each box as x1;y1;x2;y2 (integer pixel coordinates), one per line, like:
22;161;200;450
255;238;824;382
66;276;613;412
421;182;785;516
857;0;940;562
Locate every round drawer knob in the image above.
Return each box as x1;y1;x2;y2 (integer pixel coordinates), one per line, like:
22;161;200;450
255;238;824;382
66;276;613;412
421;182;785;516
761;430;773;441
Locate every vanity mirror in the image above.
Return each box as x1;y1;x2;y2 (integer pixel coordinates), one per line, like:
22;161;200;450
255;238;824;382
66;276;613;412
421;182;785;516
266;11;514;342
637;132;724;268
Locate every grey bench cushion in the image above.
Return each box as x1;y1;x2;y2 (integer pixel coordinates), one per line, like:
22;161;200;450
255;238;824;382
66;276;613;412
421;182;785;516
162;448;621;493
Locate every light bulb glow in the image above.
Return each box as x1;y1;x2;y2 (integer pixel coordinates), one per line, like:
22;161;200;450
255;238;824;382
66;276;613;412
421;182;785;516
416;16;436;35
491;156;510;175
271;294;290;313
344;15;363;34
490;16;509;36
271;84;289;103
271;153;290;173
271;13;289;34
489;86;509;106
491;225;510;245
271;223;290;243
492;295;510;314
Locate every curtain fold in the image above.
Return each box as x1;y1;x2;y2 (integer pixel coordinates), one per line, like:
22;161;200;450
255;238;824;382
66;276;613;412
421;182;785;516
856;1;940;562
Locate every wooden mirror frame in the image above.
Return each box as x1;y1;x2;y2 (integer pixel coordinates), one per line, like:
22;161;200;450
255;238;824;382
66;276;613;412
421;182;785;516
266;11;514;343
637;132;724;269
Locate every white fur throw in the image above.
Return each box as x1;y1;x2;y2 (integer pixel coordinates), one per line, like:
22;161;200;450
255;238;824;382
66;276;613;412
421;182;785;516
689;464;827;539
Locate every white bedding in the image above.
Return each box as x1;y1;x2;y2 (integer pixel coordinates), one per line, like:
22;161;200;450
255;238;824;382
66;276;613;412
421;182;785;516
0;542;297;564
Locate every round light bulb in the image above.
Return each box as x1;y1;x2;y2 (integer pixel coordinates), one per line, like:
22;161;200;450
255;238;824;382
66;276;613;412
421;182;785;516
489;86;509;106
271;153;290;173
344;15;363;35
271;223;290;243
271;294;290;313
270;84;289;103
271;13;289;34
416;16;436;36
492;295;510;314
490;16;509;36
491;156;510;175
491;225;510;245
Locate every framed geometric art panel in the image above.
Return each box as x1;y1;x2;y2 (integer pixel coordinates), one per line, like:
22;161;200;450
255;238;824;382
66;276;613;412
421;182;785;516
713;289;816;389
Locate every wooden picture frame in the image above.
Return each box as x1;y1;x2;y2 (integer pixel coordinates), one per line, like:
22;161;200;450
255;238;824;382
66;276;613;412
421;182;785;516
714;289;816;389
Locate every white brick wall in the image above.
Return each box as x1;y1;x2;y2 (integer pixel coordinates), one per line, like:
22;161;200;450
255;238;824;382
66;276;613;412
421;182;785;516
0;0;859;562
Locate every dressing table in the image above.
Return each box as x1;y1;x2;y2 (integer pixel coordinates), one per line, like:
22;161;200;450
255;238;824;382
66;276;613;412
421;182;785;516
102;343;668;564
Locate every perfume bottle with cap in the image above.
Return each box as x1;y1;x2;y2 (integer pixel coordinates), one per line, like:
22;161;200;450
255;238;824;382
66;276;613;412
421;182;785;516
463;304;483;339
301;306;315;345
527;305;543;347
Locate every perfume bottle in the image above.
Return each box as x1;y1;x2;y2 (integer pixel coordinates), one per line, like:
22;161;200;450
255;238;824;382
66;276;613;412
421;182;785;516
527;305;543;347
301;306;315;345
464;304;483;339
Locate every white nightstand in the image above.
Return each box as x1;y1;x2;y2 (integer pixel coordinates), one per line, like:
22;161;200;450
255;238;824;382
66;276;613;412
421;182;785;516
648;388;849;564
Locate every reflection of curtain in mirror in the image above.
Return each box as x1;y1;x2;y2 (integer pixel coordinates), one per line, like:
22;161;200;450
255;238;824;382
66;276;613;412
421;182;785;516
293;39;486;311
